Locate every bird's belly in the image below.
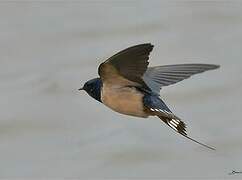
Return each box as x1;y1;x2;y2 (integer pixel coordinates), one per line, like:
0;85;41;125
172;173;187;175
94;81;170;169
101;85;148;118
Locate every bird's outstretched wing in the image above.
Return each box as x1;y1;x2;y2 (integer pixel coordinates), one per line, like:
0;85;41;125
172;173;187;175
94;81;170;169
143;64;220;94
98;43;153;88
143;94;215;150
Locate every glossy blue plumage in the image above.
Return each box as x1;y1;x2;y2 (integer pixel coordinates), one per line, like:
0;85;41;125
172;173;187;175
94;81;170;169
82;78;102;102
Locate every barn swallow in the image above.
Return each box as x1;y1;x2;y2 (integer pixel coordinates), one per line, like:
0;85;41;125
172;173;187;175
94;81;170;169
79;43;219;150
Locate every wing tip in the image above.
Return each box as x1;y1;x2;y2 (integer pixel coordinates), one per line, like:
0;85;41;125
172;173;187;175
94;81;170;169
138;43;154;52
208;64;220;70
141;42;154;47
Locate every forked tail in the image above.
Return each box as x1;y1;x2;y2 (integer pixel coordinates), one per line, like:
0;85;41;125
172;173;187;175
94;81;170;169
158;115;215;151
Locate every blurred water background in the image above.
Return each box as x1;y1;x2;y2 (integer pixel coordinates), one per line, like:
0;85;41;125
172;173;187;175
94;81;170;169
0;0;242;178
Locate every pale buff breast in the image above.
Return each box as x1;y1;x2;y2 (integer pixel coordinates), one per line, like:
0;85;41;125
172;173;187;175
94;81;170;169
101;84;148;118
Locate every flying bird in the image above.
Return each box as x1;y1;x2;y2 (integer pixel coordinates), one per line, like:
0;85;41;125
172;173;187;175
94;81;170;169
79;43;219;150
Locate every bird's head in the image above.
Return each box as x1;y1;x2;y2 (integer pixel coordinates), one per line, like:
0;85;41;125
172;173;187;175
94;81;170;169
79;78;102;102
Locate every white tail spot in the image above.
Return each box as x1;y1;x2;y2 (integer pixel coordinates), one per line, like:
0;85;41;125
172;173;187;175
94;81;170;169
168;121;177;131
169;120;178;127
172;119;180;125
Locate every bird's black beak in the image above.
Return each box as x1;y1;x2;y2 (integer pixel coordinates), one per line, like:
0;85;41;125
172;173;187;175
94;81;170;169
78;87;84;91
